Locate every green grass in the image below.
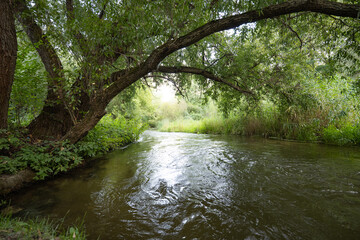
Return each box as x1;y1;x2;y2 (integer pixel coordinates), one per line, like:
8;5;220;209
0;214;85;240
157;111;360;146
158;116;244;135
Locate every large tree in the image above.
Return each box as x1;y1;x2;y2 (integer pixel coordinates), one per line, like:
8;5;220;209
0;0;17;129
11;0;360;143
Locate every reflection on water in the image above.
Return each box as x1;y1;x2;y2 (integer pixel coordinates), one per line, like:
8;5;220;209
9;131;360;239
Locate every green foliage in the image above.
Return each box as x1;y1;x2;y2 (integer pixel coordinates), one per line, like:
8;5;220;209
158;118;215;134
156;78;360;146
322;123;360;146
14;142;82;180
77;114;147;158
0;115;146;179
0;129;82;180
0;215;85;240
9;32;47;127
107;86;158;127
8;0;360;149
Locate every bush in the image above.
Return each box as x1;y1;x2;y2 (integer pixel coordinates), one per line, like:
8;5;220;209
77;114;147;157
322;123;360;146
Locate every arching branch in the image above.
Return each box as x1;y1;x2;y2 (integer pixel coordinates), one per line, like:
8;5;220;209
106;0;360;101
64;0;360;143
156;66;254;96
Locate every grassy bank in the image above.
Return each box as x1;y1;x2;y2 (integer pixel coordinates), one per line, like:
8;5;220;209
158;117;242;135
0;214;85;240
158;112;360;146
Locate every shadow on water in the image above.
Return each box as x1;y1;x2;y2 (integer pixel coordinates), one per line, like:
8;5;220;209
8;131;360;239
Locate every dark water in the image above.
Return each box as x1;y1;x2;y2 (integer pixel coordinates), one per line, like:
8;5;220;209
8;131;360;239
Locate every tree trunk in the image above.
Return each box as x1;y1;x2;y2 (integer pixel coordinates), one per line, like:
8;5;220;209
61;98;108;144
0;0;17;129
28;89;91;140
27;101;73;140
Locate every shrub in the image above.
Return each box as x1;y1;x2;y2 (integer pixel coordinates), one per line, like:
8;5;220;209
77;114;147;157
322;123;360;146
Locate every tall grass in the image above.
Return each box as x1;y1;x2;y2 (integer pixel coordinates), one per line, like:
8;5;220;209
158;116;243;134
155;74;360;146
322;122;360;146
157;102;360;145
0;214;86;239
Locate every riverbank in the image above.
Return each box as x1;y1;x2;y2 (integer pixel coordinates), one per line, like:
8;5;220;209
0;115;147;195
0;115;146;239
0;214;86;239
157;116;360;146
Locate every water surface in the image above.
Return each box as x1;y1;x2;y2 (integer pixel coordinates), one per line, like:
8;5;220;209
9;131;360;239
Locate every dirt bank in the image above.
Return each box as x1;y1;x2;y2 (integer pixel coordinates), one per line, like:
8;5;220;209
0;170;36;195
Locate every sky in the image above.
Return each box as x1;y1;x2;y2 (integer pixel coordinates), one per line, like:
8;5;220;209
154;84;176;103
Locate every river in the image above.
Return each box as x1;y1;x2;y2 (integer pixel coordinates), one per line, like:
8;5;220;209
9;131;360;239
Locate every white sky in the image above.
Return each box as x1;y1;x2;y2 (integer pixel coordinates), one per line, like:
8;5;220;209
154;84;176;103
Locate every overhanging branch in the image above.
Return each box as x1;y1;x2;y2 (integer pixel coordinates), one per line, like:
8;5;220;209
63;0;360;143
106;0;360;101
156;66;254;95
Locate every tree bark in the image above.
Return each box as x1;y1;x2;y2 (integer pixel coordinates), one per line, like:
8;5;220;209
0;0;17;129
60;97;108;143
15;0;76;139
15;0;115;140
27;102;73;140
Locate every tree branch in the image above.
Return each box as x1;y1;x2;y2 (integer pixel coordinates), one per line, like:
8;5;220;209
156;66;254;95
64;0;360;143
280;18;304;49
66;0;89;57
15;0;63;80
99;0;109;20
105;0;360;101
15;0;78;124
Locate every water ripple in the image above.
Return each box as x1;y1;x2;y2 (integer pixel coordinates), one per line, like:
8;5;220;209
10;131;360;239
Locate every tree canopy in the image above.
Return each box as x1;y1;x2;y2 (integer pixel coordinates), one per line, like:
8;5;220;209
1;0;359;143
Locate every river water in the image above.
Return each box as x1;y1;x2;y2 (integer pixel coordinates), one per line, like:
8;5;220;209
9;131;360;239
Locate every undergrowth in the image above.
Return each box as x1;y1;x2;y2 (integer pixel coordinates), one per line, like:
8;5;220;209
0;114;147;179
76;115;146;158
158;108;360;146
322;122;360;146
0;214;85;240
